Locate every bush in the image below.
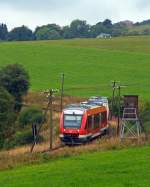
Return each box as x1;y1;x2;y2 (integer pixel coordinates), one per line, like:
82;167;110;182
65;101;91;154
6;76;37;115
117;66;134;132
19;106;44;128
3;130;43;149
140;101;150;132
109;96;124;117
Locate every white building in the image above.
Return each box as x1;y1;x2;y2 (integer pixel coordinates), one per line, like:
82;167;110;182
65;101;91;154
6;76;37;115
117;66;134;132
96;33;112;39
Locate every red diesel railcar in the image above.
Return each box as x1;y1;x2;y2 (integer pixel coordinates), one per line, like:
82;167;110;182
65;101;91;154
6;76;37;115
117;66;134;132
59;97;109;144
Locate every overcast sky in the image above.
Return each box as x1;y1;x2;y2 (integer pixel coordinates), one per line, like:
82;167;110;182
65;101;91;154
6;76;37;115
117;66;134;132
0;0;150;30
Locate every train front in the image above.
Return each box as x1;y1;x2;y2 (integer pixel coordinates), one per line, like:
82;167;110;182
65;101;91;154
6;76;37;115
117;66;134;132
59;105;87;144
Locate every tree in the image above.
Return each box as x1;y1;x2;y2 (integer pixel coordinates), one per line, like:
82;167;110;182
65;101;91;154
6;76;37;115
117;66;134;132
47;24;62;35
90;22;105;37
46;30;61;40
103;19;113;29
90;20;113;37
112;22;128;36
0;87;15;147
0;64;30;112
142;29;150;35
70;19;90;38
62;26;73;39
35;26;50;40
8;25;34;41
0;24;8;40
34;24;62;40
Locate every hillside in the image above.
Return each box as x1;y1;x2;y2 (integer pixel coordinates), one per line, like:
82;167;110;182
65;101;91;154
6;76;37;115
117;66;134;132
128;24;150;35
0;146;150;187
0;37;150;99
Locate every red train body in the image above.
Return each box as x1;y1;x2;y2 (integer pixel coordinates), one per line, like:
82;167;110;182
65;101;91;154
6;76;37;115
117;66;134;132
59;97;109;144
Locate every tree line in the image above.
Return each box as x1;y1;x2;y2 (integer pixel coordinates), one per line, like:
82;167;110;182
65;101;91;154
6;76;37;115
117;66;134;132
1;19;150;41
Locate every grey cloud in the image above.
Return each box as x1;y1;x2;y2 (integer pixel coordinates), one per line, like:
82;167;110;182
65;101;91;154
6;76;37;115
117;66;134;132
0;0;150;29
1;0;77;11
135;0;150;9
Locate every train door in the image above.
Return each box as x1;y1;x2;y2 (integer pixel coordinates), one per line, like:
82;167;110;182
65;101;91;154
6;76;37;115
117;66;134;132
85;116;92;134
86;115;96;133
101;112;107;128
90;115;96;133
99;113;102;129
94;114;100;129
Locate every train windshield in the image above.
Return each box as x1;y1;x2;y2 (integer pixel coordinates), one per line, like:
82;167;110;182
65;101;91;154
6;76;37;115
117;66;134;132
64;115;82;129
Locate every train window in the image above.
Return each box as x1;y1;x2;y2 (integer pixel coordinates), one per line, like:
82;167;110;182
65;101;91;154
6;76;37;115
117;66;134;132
64;115;82;129
94;114;100;129
99;113;102;123
101;112;107;122
86;116;92;129
91;116;94;129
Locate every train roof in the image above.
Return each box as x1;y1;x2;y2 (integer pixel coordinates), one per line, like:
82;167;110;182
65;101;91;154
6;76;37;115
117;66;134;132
64;96;108;112
89;96;108;103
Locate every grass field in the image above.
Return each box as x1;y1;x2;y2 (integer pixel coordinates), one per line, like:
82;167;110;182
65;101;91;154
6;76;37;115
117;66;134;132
0;36;150;99
0;146;150;187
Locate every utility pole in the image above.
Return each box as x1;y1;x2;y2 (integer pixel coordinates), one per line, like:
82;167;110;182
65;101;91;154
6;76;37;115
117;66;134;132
49;89;53;150
111;81;119;119
60;73;65;112
111;81;116;119
117;85;121;135
49;89;59;150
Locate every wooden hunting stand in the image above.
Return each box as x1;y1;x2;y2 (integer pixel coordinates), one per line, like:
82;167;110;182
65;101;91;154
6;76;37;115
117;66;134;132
120;95;142;140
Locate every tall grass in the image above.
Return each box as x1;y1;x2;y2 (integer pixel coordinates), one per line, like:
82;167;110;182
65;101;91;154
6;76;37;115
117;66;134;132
0;135;149;171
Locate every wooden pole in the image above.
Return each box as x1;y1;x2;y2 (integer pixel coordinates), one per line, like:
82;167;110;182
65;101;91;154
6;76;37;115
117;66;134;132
49;89;53;150
60;73;64;112
117;86;121;136
111;81;116;120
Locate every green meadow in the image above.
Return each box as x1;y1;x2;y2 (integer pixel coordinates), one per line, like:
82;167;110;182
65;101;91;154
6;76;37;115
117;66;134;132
0;146;150;187
0;36;150;99
0;37;150;186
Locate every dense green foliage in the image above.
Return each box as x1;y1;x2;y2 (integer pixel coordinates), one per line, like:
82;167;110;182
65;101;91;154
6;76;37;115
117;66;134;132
0;24;8;40
34;24;62;40
4;130;33;149
0;37;149;99
140;101;150;132
0;87;15;147
69;19;90;38
3;129;43;149
0;146;150;186
0;64;30;111
8;26;34;41
0;64;30;148
3;106;44;149
19;107;44;127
